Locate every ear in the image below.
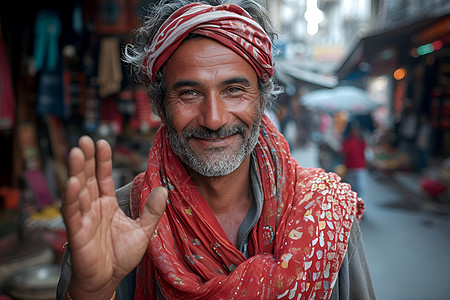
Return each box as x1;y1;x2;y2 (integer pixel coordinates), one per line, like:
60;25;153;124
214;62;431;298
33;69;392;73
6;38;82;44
260;96;267;115
159;111;166;124
158;107;167;124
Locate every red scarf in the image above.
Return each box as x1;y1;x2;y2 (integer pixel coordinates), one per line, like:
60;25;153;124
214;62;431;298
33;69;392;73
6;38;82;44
133;116;364;299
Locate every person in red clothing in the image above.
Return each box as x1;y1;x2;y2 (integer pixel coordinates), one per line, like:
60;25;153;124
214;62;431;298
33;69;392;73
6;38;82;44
341;121;368;201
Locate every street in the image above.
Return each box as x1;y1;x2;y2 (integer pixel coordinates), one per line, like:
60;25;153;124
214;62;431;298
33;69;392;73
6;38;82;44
291;143;450;300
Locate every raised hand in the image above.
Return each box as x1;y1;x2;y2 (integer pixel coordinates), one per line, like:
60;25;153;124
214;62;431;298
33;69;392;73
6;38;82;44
61;136;166;300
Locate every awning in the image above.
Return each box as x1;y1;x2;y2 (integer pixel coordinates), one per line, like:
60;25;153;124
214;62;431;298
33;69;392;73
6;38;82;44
336;13;450;80
275;59;338;89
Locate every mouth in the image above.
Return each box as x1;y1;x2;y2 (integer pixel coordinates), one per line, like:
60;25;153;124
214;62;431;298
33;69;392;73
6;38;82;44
191;134;236;148
183;124;247;150
200;136;228;142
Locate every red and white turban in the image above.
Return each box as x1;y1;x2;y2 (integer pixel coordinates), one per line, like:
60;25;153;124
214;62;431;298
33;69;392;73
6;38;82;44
143;3;273;82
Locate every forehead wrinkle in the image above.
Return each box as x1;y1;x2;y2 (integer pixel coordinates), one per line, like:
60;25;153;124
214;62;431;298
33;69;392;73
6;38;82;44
165;38;259;92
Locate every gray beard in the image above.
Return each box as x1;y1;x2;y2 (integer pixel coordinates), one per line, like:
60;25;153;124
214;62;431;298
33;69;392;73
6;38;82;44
167;120;261;177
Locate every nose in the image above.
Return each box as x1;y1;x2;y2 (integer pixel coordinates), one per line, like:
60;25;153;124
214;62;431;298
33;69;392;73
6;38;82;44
198;93;229;131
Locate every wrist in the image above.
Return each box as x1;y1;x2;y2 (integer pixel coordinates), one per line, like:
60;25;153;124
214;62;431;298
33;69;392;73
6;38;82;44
68;280;118;300
66;290;116;300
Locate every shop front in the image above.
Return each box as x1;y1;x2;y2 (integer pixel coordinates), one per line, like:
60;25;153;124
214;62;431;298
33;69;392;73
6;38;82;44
336;13;450;200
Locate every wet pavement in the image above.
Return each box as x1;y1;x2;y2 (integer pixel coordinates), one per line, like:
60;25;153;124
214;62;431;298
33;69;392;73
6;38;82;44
291;143;450;300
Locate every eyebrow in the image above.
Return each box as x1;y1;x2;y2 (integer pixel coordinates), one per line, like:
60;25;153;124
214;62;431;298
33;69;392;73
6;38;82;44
172;80;201;90
222;76;252;86
171;76;252;90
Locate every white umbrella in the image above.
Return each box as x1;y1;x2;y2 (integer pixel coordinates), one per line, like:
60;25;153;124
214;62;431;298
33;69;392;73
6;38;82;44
301;86;380;114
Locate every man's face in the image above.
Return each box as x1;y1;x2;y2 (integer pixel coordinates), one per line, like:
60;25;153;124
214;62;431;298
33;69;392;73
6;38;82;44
163;38;263;177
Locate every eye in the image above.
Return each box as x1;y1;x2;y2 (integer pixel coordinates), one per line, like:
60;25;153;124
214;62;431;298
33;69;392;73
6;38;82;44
179;89;201;101
227;86;244;93
181;89;198;96
223;87;247;100
223;86;246;102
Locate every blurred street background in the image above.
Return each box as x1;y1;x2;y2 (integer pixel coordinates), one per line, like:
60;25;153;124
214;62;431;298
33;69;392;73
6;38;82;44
1;0;450;299
292;143;450;300
271;2;450;298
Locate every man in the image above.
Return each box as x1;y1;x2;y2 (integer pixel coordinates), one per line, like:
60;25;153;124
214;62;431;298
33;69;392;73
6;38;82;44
57;1;375;299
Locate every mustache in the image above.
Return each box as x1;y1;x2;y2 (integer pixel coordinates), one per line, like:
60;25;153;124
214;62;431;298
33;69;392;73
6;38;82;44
182;124;248;140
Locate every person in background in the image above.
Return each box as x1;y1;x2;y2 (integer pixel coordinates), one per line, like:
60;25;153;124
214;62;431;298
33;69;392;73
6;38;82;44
57;1;375;299
341;120;368;202
415;114;432;172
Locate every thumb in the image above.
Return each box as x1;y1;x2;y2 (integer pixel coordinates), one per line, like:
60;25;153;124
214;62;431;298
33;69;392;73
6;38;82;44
137;186;167;238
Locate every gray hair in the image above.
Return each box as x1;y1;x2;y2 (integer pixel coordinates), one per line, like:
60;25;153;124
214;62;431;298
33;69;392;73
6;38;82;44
122;0;282;118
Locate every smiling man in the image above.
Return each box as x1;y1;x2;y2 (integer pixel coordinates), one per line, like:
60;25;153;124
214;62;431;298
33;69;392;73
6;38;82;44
164;38;262;179
57;1;375;300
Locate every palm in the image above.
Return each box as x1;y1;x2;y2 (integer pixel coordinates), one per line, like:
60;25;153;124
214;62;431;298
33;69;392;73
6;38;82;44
62;136;166;296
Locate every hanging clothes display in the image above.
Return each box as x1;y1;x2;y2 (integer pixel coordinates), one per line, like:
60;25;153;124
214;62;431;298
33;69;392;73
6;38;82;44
35;62;69;118
33;9;61;72
33;9;69;118
0;36;16;130
97;37;122;98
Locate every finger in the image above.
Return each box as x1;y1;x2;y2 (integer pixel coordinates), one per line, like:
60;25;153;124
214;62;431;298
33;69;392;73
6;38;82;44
137;187;167;237
95;139;115;197
77;136;99;201
67;146;86;179
67;147;91;214
62;176;83;235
